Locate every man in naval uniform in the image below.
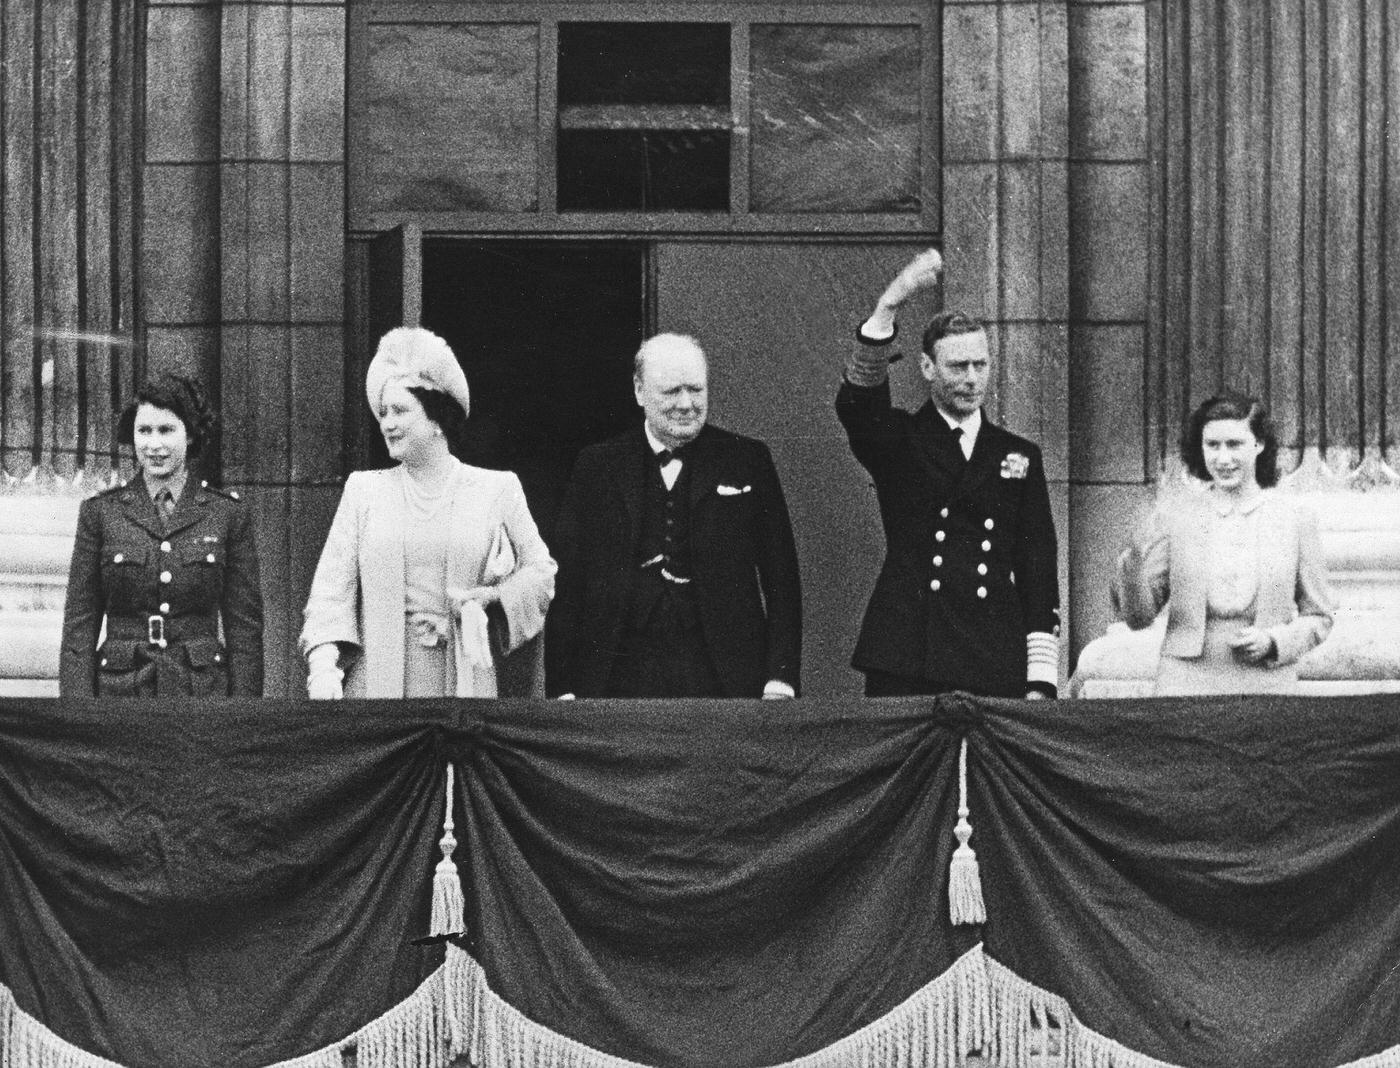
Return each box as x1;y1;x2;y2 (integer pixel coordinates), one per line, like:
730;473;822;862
836;249;1060;698
547;333;802;699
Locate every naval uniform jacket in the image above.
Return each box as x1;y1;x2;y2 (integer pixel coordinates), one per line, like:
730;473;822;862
546;423;802;698
836;379;1059;697
60;477;265;697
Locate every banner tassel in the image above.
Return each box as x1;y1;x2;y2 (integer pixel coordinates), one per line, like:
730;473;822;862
430;763;465;939
948;738;986;926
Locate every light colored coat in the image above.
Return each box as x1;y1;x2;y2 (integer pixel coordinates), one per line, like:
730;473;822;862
1115;489;1335;668
300;462;555;697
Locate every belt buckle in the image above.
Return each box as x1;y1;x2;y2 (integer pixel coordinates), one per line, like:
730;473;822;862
146;614;168;649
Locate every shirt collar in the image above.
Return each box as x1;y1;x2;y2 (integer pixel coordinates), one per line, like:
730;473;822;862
935;406;982;440
644;422;695;458
1209;486;1267;517
143;471;188;503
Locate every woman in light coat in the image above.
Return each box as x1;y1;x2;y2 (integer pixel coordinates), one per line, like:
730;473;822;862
300;328;555;698
1114;392;1335;696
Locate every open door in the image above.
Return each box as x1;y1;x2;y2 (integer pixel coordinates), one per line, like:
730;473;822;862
349;224;422;469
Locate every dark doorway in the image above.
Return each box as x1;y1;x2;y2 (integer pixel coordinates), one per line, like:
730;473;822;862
418;241;646;537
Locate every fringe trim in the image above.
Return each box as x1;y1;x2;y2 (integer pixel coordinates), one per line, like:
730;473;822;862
441;943;992;1068
7;952;1400;1068
1;988;126;1068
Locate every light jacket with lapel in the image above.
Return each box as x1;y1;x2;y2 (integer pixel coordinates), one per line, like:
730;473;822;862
300;462;555;697
1115;488;1335;667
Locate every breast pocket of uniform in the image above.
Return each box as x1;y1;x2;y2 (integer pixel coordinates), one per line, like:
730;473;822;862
179;541;226;601
101;545;149;605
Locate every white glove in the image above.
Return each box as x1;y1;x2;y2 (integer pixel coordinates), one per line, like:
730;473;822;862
306;643;344;700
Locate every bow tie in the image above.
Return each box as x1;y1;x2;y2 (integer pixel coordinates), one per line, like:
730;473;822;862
655;447;687;466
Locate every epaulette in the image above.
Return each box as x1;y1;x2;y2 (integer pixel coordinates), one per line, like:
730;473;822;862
199;479;243;502
93;480;129;499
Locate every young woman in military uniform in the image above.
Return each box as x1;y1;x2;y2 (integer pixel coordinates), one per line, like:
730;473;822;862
59;374;264;697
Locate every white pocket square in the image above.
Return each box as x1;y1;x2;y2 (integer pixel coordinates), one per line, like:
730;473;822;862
716;484;752;496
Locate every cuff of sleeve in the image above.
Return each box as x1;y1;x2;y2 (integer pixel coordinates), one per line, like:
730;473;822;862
846;323;898;387
763;680;796;698
1026;631;1059;689
857;321;898;345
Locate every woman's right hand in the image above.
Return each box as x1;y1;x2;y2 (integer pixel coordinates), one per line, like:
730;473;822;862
307;672;343;700
306;643;344;699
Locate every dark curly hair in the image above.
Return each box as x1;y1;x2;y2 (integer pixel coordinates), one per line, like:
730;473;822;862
921;311;986;358
1180;391;1279;488
117;373;217;458
406;385;468;454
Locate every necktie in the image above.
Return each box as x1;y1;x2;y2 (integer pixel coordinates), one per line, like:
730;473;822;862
949;426;966;462
156;489;176;523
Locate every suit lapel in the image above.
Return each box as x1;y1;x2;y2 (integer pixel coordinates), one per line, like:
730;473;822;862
123;478;173;540
956;416;1003;499
686;426;720;512
162;479;209;539
910;404;966;490
609;428;650;552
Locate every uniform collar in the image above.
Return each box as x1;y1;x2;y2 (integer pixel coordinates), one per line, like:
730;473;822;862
935;406;981;441
143;471;188;503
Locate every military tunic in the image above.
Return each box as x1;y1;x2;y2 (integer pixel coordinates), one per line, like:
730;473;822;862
836;377;1060;698
59;477;264;697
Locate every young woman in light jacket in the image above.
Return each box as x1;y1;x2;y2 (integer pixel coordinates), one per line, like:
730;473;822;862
1114;393;1335;696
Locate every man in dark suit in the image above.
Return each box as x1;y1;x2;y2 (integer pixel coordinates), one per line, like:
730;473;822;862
837;249;1060;698
547;333;801;699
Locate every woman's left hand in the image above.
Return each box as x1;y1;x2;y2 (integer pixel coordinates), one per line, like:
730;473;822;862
1228;626;1277;664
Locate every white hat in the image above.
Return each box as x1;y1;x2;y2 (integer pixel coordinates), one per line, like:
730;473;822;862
365;327;470;418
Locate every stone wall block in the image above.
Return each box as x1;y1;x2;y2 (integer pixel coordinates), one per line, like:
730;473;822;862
942;164;999;320
1040;160;1070;319
290;5;347;162
1068;5;1147;160
1000;4;1043;158
145;5;219;162
1039;3;1070;157
1069;323;1144;483
289;325;345;482
290;167;345;322
247;4;293;160
246;164;292;321
142;166;220;323
1069;162;1148;320
999;161;1043;319
943;6;1000;162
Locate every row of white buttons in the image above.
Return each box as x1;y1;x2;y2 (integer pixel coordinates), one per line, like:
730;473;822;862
930;580;989;597
934;533;995;552
938;507;995;532
932;557;990;577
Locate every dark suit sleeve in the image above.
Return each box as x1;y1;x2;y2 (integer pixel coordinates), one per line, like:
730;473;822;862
545;452;590;697
751;442;803;692
59;497;104;697
1014;444;1061;689
221;500;265;696
835;377;904;478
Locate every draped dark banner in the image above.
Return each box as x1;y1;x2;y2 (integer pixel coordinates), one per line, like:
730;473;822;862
973;694;1400;1067
0;699;450;1068
2;694;1400;1068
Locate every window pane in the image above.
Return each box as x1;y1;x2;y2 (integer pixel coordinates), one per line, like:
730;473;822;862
356;24;538;213
558;23;729;106
558;130;730;211
557;22;730;212
750;25;921;213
